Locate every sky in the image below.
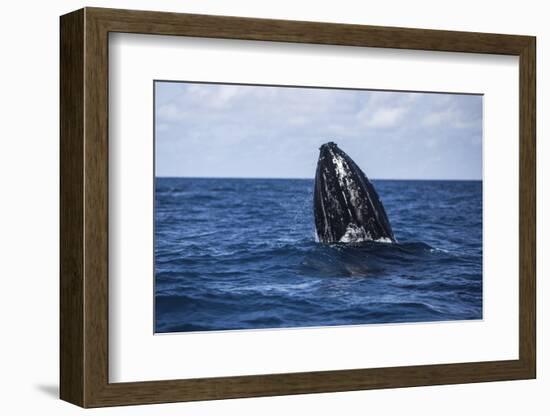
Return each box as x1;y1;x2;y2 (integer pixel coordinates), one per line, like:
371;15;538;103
155;81;482;180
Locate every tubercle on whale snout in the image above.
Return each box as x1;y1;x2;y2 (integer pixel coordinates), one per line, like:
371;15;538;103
319;141;338;151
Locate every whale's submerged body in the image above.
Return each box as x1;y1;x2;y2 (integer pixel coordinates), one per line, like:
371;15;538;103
314;142;396;244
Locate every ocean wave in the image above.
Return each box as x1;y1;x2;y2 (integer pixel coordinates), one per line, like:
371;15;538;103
155;177;483;332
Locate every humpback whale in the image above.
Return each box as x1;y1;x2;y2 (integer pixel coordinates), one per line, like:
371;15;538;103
314;142;396;244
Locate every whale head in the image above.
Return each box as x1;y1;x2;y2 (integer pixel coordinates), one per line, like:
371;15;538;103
313;141;396;244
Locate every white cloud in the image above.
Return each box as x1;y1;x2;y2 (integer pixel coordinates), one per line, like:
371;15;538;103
156;123;169;133
422;105;480;129
156;104;181;121
155;82;482;179
359;107;408;128
210;85;247;108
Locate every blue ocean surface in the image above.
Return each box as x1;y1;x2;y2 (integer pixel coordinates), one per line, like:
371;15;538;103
155;178;482;333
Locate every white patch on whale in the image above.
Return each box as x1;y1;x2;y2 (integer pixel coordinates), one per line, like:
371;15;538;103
339;223;394;244
339;223;369;243
332;154;349;187
331;153;358;218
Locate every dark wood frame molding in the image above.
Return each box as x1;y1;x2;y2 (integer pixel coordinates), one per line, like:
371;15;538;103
60;7;536;408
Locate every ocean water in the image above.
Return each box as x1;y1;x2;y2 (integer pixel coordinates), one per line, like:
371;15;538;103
155;177;482;333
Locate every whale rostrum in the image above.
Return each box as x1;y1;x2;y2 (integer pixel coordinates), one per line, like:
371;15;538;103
313;142;396;244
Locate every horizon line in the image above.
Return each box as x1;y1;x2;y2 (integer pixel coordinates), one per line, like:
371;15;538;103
155;176;482;181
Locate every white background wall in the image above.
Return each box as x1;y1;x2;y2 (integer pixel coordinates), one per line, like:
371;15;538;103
0;0;545;414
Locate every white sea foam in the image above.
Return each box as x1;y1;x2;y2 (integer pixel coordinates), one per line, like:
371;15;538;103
373;237;394;244
338;223;394;244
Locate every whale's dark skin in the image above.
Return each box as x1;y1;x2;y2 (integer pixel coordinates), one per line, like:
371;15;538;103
313;142;396;244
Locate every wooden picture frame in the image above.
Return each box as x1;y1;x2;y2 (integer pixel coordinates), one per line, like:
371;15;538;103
60;7;536;408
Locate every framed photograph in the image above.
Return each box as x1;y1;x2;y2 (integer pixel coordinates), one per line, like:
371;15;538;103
60;7;536;408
